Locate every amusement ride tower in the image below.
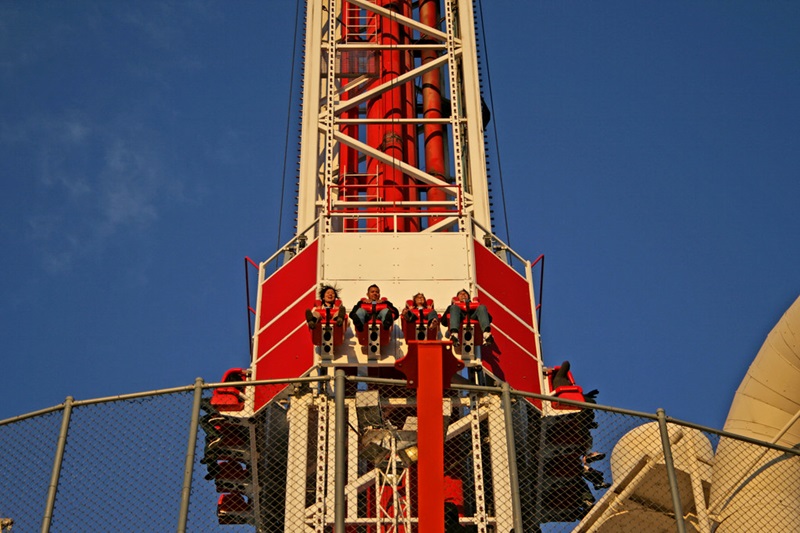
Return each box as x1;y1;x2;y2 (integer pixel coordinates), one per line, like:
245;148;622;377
201;1;595;531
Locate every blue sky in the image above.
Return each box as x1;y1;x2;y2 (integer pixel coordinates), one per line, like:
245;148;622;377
2;1;798;430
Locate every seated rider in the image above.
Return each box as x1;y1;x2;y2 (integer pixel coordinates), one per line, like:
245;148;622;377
442;289;493;347
402;292;439;331
349;284;399;332
305;285;346;329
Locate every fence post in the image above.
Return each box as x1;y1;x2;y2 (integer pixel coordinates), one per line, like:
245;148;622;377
40;396;73;533
501;383;524;532
177;378;204;533
657;408;686;533
334;369;346;532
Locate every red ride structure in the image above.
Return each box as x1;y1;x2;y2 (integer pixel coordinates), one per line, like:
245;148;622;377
202;1;597;531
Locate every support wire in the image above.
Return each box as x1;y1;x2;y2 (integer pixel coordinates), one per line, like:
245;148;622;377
476;0;511;245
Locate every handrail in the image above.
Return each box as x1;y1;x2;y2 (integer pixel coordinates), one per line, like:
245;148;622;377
329;182;461;213
470;218;527;264
330;200;457;208
329;211;459;217
259;217;320;272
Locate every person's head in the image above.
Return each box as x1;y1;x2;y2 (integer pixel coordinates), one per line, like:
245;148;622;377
413;292;427;307
319;285;337;303
367;284;380;301
456;289;470;302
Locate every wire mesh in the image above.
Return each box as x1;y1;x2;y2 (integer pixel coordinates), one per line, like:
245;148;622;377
1;380;798;532
0;410;62;532
51;393;194;532
193;384;286;533
706;433;800;533
525;406;694;532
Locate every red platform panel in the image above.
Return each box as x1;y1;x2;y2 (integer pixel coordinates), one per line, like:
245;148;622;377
473;242;533;326
256;293;315;357
257;239;318;330
253;240;318;411
477;292;536;351
480;328;541;400
254;327;315;409
474;240;541;397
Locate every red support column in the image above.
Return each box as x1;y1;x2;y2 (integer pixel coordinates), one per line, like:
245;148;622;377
417;341;445;533
395;341;463;533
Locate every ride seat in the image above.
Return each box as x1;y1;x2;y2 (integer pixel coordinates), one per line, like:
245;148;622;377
543;452;583;479
213;460;250;483
217;492;253;525
213;459;252;494
546;365;585;410
401;299;439;341
544;415;592;447
310;298;348;357
448;297;483;359
355;298;391;356
206;421;248;452
210;368;247;412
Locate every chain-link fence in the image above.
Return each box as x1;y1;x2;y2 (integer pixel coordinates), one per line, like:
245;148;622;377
1;375;797;532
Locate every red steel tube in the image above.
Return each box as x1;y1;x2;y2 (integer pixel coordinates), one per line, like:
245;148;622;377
340;1;362;232
365;0;412;232
416;341;447;533
420;0;448;227
402;0;420;232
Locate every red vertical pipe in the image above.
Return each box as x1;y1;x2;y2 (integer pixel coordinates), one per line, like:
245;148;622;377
402;0;420;232
416;341;446;533
420;0;448;227
365;6;383;232
379;0;406;232
340;1;360;232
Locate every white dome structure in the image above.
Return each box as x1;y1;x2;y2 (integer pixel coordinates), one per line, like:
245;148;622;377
709;295;800;532
577;422;714;532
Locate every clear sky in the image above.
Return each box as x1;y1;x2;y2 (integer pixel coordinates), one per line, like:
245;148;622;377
2;1;799;430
